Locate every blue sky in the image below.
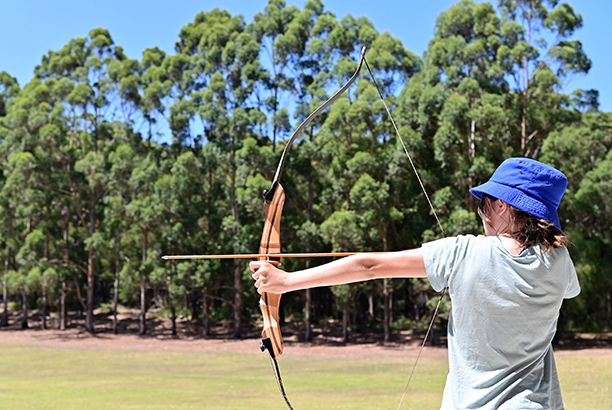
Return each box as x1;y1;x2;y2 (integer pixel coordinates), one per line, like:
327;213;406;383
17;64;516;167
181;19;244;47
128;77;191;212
1;0;610;111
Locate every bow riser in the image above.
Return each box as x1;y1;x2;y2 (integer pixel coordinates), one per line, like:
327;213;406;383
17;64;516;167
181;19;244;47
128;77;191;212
259;181;285;359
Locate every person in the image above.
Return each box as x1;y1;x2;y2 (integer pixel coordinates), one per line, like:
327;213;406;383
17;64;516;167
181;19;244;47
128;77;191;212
251;157;580;410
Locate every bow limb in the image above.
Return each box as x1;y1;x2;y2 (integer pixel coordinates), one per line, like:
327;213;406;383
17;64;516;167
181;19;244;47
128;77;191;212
272;46;367;184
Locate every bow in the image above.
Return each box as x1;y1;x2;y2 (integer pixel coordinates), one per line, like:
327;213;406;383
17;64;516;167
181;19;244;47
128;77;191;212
162;45;445;409
257;46;447;410
257;46;367;410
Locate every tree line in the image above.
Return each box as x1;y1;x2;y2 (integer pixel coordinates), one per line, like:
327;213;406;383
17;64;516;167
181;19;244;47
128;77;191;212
0;0;610;341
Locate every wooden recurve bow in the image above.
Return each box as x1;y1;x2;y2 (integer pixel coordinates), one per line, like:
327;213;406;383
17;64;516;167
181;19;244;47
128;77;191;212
257;46;367;410
162;45;446;409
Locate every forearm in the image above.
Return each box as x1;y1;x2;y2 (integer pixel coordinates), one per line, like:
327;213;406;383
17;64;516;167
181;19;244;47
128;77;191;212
282;249;427;292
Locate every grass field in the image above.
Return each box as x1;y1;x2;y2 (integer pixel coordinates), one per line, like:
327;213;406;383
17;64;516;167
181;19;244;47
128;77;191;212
0;341;610;410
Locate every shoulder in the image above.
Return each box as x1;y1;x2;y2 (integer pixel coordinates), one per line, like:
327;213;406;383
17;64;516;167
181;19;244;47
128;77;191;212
422;235;495;292
423;234;494;254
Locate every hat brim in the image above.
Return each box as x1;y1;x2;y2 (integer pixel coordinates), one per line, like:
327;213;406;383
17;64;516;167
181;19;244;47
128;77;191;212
470;181;561;230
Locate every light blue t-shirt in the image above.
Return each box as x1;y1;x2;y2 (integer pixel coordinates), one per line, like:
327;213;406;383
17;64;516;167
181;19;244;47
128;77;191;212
422;235;580;410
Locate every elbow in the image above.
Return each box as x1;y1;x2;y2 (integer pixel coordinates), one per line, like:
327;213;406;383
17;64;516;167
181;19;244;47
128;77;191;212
354;253;383;280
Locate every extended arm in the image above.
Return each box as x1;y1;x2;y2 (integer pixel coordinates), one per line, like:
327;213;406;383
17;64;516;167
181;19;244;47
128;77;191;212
251;248;427;294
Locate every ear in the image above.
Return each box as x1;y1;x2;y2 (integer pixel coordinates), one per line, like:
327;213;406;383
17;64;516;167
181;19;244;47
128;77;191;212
498;200;511;215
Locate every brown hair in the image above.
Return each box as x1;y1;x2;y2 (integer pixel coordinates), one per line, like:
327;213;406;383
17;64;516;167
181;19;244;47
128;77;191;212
478;194;568;252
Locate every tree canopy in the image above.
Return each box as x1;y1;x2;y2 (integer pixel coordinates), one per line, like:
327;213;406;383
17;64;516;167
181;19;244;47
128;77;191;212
0;0;609;339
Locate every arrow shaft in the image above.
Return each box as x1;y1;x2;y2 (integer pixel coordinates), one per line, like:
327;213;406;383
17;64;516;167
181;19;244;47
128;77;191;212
162;252;386;260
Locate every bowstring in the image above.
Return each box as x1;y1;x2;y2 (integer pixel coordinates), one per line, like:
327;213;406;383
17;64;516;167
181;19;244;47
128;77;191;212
363;59;445;238
363;57;447;410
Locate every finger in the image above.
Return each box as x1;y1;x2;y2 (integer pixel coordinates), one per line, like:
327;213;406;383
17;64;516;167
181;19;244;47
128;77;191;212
249;261;263;272
254;278;264;294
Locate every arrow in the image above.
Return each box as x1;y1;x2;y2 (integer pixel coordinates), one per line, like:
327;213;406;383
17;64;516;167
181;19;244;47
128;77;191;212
162;252;387;260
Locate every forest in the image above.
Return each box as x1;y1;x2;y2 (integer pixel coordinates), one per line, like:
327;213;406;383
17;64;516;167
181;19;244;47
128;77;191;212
0;0;610;342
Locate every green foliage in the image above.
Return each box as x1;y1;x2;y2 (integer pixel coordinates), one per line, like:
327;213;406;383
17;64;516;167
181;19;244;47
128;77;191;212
0;0;609;336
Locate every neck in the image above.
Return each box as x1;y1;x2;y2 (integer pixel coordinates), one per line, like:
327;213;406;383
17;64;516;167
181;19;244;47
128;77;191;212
498;234;523;255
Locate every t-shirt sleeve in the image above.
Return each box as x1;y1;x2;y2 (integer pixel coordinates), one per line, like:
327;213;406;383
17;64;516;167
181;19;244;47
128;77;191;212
563;248;580;299
422;236;468;292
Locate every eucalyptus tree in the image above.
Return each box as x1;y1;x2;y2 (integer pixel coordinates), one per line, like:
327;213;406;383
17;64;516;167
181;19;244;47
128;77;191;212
35;28;128;332
399;0;590;217
0;194;11;327
1;145;48;329
320;210;363;343
250;0;325;151
249;0;339;341
171;9;267;338
0;73;74;329
103;125;143;333
101;142;163;337
155;147;222;336
4;268;41;329
401;0;514;215
125;146;167;335
4;75;91;330
0;157;28;327
304;12;426;341
15;226;60;329
0;71;19;118
107;56;142;125
0;71;19;326
345;30;425;341
540;109;612;332
498;0;591;157
140;47;168;145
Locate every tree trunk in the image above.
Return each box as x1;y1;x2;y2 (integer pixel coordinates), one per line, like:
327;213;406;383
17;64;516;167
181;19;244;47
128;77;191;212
1;213;12;327
112;239;120;334
139;277;147;335
304;288;312;342
0;276;8;327
342;300;349;344
383;279;391;343
202;290;210;337
85;193;96;333
41;285;47;329
303;176;314;342
521;88;528;156
382;232;391;343
21;290;28;329
230;161;241;339
469;119;476;159
233;259;242;338
191;294;199;322
41;234;50;330
60;280;67;330
170;297;177;336
139;227;148;336
368;281;375;318
389;292;393;329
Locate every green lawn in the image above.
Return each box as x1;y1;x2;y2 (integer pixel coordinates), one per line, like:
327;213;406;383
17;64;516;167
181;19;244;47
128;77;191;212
0;343;609;410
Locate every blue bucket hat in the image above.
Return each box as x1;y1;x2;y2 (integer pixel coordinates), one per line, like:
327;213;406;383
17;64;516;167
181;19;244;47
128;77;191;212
469;158;568;230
